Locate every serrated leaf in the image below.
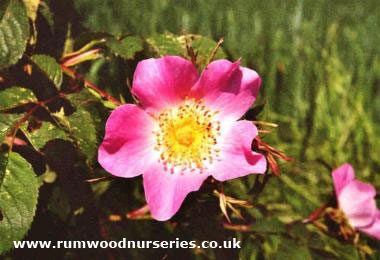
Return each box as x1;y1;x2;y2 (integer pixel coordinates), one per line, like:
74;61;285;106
62;89;105;162
190;35;226;66
22;0;40;45
31;55;63;89
20;122;69;151
22;0;39;22
0;0;30;69
0;87;36;110
146;33;185;57
0;152;39;254
0;113;21;138
66;105;98;161
106;36;143;60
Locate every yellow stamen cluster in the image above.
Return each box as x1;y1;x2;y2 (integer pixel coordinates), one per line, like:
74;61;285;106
153;98;221;172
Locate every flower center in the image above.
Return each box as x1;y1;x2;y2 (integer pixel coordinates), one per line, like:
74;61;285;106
175;121;196;147
154;98;221;171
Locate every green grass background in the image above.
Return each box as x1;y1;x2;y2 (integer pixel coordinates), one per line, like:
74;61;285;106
71;0;380;256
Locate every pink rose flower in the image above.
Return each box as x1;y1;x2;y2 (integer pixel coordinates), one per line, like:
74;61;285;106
98;56;267;221
332;163;380;239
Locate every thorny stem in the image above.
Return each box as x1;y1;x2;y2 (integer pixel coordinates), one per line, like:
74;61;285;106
60;64;122;106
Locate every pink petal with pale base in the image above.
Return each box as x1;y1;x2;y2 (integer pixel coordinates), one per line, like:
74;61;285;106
338;180;377;228
98;104;157;178
143;163;210;221
332;163;355;197
209;120;267;181
190;60;261;121
359;211;380;240
132;56;199;114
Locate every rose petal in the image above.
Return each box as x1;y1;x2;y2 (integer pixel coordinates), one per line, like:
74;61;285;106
359;211;380;240
332;163;355;197
98;104;157;178
143;164;209;221
190;60;261;120
209;120;267;181
132;56;199;113
338;180;377;228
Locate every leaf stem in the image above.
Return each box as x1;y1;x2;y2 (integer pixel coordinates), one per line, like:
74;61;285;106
223;223;252;232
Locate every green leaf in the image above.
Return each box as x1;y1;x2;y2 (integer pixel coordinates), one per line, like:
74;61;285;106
86;88;118;109
31;55;63;89
20;122;69;151
57;89;105;163
317;232;360;259
0;152;39;254
146;33;184;57
146;33;226;69
250;218;287;233
22;0;40;45
22;0;40;22
0;113;21;138
275;239;312;260
190;35;226;66
0;87;36;111
65;105;99;162
0;0;30;69
106;36;143;60
0;113;37;254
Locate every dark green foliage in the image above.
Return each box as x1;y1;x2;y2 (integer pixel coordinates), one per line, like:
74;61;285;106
0;87;36;110
0;152;39;254
250;218;286;234
31;55;63;89
105;36;143;60
21;122;69;151
0;0;29;69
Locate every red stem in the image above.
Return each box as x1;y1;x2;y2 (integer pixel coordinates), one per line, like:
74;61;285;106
60;64;121;106
223;223;252;232
10;94;63;148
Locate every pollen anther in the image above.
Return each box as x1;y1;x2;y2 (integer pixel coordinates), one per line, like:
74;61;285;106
154;98;221;172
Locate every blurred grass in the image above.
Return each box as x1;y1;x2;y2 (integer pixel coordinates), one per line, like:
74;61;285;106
74;0;380;231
